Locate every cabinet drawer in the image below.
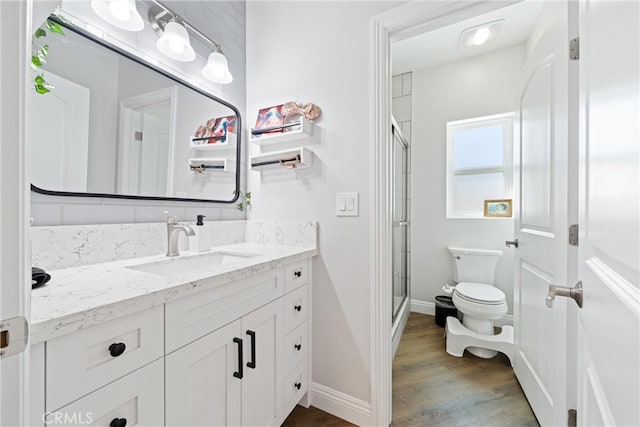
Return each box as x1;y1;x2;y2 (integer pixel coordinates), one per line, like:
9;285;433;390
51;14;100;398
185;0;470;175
46;307;163;411
165;268;284;353
285;360;308;416
284;285;307;333
284;321;307;374
46;359;164;426
285;260;308;293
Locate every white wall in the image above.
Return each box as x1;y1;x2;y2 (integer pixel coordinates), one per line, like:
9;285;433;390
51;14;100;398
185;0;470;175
411;45;526;314
246;0;396;415
30;0;247;226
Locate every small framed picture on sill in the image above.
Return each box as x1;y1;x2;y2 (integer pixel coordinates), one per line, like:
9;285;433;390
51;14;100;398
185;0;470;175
484;199;512;217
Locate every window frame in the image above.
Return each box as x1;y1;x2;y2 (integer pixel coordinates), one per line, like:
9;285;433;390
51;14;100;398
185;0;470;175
446;112;514;219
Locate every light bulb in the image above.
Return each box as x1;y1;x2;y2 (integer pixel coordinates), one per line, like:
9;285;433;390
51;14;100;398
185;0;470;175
169;39;185;54
109;1;131;22
472;27;491;46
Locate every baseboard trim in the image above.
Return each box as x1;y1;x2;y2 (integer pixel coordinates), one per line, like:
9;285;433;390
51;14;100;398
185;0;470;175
310;382;371;426
411;298;514;327
410;299;435;315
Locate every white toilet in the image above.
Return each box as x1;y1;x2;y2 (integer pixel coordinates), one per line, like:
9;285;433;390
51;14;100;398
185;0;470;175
445;246;513;363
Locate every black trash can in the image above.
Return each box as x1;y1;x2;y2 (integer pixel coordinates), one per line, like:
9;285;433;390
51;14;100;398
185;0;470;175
434;295;457;327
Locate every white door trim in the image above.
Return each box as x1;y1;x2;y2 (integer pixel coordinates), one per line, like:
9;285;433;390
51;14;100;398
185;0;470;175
369;1;523;424
0;0;33;425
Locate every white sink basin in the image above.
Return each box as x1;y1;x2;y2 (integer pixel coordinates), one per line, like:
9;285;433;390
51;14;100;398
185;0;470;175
127;251;258;277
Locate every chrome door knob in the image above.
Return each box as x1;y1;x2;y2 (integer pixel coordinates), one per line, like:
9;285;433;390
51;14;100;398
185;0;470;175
546;281;583;308
505;239;519;248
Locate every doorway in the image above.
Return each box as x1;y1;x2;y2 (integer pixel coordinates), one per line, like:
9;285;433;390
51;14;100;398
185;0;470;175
372;1;577;425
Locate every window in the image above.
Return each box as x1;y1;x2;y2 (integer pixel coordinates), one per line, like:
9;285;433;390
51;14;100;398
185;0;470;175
446;113;513;218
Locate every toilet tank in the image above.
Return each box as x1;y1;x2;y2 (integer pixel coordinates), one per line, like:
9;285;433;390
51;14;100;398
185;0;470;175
447;246;503;284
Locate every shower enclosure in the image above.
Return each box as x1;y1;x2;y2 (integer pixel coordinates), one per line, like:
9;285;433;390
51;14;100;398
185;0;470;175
391;119;410;356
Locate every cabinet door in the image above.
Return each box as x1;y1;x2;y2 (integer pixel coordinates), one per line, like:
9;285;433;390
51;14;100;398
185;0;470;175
166;319;242;427
241;299;285;427
47;359;164;426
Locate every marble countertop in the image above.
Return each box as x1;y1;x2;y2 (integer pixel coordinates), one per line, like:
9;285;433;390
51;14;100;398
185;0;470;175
30;243;317;344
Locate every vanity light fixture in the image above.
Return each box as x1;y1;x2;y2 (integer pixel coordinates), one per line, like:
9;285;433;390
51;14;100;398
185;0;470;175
90;0;144;32
149;1;233;84
156;20;196;62
459;20;505;48
202;48;233;84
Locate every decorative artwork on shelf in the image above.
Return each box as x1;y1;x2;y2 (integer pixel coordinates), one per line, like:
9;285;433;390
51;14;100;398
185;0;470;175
193;115;237;145
484;199;512;217
251;102;321;138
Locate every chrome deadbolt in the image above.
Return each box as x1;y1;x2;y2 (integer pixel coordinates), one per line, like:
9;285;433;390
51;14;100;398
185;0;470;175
546;281;583;308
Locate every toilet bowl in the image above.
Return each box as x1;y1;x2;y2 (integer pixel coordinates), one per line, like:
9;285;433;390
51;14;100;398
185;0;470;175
445;247;512;360
452;281;507;358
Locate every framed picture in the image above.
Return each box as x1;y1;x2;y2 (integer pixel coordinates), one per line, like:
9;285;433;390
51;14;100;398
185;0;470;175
484;199;512;217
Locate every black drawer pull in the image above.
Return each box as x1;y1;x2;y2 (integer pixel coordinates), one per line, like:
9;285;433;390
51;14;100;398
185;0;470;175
294;382;302;390
294;270;302;278
294;305;302;312
294;344;302;351
108;343;126;357
110;418;127;427
246;330;256;369
233;338;243;379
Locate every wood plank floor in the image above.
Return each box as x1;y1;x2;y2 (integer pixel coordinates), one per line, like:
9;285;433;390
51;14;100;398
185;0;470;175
282;312;538;426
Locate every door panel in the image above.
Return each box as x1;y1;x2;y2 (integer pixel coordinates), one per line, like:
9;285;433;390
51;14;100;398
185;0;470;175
514;1;569;425
578;1;639;424
241;298;284;427
165;320;242;427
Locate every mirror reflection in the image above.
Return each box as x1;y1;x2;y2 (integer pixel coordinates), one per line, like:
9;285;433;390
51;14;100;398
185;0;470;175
29;17;241;202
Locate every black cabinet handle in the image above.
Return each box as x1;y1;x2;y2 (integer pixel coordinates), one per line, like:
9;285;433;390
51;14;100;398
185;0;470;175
110;418;127;427
294;305;302;312
108;343;126;357
294;343;302;351
294;382;302;390
233;338;243;379
294;270;302;278
246;330;256;369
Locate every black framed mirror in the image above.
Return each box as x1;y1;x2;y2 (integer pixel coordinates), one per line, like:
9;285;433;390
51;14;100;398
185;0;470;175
30;15;241;204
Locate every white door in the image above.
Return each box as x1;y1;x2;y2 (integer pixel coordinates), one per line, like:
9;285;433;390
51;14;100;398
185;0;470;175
30;72;90;193
513;1;569;425
241;299;284;427
165;319;242;426
576;0;639;425
0;1;31;426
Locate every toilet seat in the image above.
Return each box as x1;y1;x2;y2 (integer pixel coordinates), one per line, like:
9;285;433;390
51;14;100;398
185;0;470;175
454;282;505;305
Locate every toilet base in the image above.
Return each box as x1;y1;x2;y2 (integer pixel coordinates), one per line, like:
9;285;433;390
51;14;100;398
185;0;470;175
445;317;514;365
462;316;498;358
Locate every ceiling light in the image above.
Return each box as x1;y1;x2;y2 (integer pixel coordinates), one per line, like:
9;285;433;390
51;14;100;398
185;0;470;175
459;20;505;48
91;0;144;32
202;49;233;84
156;21;196;62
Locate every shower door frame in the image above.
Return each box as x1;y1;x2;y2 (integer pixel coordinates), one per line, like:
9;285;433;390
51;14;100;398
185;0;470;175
391;119;410;358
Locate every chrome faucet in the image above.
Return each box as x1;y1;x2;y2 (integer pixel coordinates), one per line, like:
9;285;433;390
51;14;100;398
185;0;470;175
166;214;195;257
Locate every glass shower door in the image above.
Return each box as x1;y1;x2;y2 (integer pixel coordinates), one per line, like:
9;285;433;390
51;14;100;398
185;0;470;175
392;123;408;324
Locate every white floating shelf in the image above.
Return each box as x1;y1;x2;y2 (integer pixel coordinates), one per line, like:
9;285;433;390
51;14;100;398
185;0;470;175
190;132;237;151
188;157;233;173
250;147;312;172
250;117;313;146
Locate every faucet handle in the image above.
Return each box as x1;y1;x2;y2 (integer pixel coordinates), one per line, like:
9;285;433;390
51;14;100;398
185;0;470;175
164;211;177;224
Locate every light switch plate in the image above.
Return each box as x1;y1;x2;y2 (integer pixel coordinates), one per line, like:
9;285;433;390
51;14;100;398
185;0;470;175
336;192;359;217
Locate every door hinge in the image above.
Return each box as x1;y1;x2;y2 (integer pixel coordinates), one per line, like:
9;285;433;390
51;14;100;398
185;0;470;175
568;409;577;427
569;224;579;246
570;37;580;60
0;317;29;359
134;131;143;141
